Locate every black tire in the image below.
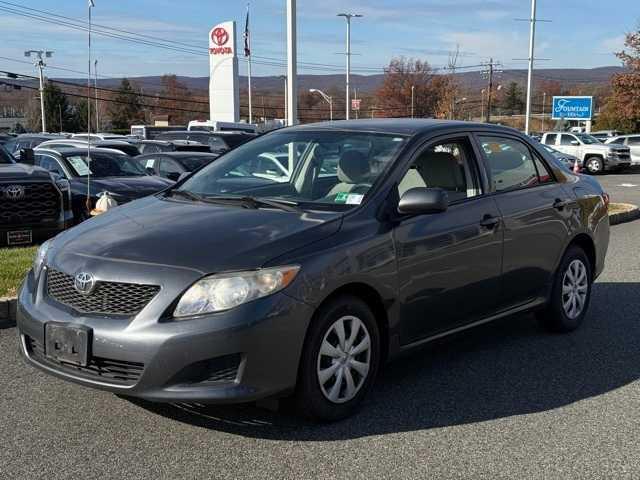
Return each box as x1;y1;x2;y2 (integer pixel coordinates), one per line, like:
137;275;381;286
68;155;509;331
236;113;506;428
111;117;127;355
585;156;604;175
296;295;380;422
537;246;592;333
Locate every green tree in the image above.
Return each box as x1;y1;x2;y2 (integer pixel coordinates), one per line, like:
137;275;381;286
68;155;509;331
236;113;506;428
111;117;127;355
107;78;144;130
26;81;74;132
502;82;524;115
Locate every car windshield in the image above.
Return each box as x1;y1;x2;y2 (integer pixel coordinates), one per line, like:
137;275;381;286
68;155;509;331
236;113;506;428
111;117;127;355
64;152;147;177
0;144;14;164
576;134;601;145
177;130;408;209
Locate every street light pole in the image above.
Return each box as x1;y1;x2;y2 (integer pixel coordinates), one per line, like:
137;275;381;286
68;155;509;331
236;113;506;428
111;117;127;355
524;0;537;135
309;89;333;121
481;89;485;121
338;13;362;121
286;0;298;126
94;59;99;132
411;85;415;118
25;50;53;132
542;91;546;132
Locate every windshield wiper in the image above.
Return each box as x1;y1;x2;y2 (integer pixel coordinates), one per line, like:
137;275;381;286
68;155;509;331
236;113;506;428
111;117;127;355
168;189;205;202
203;195;301;213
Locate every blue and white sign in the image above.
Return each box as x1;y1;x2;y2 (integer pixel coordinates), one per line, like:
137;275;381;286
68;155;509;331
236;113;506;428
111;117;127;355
552;96;593;120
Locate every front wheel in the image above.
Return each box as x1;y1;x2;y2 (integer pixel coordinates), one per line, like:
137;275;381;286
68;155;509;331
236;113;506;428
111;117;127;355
585;156;603;175
537;246;592;333
296;295;380;421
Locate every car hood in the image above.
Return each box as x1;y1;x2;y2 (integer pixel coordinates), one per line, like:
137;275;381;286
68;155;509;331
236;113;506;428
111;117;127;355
51;195;343;273
0;162;53;181
70;176;173;199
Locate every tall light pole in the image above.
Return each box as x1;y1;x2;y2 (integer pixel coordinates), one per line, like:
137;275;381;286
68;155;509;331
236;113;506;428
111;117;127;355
87;0;95;214
338;13;362;121
310;89;333;121
286;0;297;125
411;85;415;118
280;75;288;125
94;59;99;132
24;50;53;132
481;88;486;121
524;0;537;135
541;91;547;132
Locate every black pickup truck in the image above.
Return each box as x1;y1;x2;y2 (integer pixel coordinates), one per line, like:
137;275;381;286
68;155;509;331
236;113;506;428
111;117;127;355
0;146;72;247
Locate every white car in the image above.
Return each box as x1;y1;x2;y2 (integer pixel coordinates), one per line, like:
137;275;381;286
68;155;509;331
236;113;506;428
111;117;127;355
541;132;631;174
71;133;128;141
605;135;640;165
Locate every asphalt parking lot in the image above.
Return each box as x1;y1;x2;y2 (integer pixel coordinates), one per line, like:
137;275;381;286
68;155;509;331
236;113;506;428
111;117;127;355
1;171;639;479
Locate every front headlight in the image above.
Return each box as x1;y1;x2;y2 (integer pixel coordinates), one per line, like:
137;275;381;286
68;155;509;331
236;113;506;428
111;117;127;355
33;239;52;280
174;265;300;318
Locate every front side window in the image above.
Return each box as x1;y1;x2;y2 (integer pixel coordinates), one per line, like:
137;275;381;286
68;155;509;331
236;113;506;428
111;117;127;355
627;136;640;146
64;152;146;177
36;154;65;176
398;138;478;202
479;136;541;192
0;144;14;164
159;158;183;176
560;134;577;146
178;131;408;209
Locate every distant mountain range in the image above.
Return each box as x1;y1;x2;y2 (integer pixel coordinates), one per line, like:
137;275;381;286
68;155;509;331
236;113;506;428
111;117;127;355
58;66;624;94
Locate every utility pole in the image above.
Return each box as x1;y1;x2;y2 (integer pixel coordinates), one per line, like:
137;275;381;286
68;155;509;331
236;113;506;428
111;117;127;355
25;50;53;132
338;13;362;120
481;88;485;121
542;91;546;132
524;0;536;135
286;0;297;125
94;59;99;132
481;58;501;123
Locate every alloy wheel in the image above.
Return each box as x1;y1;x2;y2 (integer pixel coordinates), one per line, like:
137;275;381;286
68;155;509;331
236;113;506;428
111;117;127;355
562;259;588;319
587;158;601;173
316;315;371;404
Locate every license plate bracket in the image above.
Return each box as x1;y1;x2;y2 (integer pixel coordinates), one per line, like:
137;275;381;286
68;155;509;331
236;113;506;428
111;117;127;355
45;323;91;367
7;230;32;246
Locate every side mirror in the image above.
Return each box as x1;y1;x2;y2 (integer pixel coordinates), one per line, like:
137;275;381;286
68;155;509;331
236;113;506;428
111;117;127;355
570;140;580;146
398;187;449;215
166;172;181;182
20;148;35;165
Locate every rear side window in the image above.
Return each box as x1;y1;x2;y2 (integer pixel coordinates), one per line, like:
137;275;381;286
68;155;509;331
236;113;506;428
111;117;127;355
479;136;541;192
544;134;557;145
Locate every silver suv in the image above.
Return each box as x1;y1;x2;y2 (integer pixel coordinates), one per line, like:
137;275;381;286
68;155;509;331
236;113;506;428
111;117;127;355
604;135;640;165
542;132;631;174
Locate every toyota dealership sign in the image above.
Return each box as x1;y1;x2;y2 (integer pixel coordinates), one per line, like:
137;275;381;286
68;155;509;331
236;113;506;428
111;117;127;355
209;21;240;122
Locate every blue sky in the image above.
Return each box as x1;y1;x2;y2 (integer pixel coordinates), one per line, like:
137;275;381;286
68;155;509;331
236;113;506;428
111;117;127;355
0;0;636;80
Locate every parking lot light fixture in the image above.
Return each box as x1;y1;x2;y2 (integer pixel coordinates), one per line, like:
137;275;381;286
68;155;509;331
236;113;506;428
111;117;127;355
337;13;363;121
309;89;333;121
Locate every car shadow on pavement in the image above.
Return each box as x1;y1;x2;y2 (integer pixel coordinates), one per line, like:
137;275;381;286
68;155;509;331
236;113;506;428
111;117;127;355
128;281;640;440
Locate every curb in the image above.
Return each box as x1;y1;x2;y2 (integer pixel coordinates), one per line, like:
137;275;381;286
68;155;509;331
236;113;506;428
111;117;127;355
609;204;640;226
0;297;17;329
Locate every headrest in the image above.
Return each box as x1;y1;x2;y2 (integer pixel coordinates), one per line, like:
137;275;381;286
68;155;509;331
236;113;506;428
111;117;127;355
338;150;370;184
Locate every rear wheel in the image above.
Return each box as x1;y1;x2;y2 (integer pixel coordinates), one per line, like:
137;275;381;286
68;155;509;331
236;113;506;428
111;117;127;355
585;156;603;175
296;295;380;421
537;246;592;333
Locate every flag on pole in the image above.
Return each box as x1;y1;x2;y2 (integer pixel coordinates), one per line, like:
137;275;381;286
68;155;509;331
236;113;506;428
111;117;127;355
244;4;251;57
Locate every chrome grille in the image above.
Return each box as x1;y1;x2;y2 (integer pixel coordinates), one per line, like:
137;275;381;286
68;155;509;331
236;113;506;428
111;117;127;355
26;336;144;386
0;182;60;225
47;269;160;316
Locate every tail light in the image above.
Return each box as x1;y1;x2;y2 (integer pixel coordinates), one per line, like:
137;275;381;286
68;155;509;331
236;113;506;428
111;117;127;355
602;192;610;211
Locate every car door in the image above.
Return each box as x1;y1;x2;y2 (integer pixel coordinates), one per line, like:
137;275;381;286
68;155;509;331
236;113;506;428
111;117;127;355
556;133;580;158
394;134;504;344
476;134;573;309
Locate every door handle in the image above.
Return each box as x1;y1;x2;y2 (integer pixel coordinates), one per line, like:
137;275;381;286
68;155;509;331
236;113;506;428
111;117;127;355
553;199;570;210
480;215;500;229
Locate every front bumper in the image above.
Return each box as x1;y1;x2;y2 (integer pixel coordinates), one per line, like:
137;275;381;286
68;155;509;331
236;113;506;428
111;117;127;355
0;219;68;247
17;269;314;404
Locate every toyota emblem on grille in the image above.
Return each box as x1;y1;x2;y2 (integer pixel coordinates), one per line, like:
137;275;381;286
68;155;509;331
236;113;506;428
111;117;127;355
74;272;96;295
4;185;25;200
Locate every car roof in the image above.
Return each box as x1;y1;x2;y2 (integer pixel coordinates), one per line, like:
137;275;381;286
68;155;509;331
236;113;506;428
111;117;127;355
39;147;127;156
160;130;253;136
283;119;520;137
137;151;218;158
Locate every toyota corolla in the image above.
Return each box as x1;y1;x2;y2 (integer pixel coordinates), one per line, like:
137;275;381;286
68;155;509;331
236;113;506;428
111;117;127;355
17;120;609;421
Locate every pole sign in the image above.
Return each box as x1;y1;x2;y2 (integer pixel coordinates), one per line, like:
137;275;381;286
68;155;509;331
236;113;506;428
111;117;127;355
209;21;240;123
551;96;593;120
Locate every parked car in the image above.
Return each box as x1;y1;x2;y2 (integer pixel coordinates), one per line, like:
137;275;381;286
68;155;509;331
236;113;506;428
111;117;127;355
0;133;17;146
71;133;128;141
156;130;257;154
132;140;212;155
17;120;610;421
541;145;581;171
541;131;631;174
0;144;71;246
36;139;141;157
604;135;640;165
4;134;70;160
136;152;220;181
32;147;173;222
591;130;621;142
